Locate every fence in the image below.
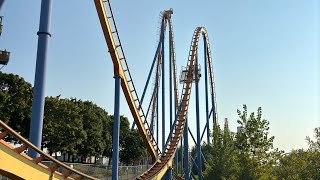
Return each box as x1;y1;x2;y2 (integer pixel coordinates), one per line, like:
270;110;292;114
41;162;149;180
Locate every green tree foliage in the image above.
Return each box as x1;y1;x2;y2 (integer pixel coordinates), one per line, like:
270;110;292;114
190;143;211;175
203;105;283;179
0;72;146;164
0;72;32;138
107;115;146;165
306;127;320;151
43;96;86;156
235;105;281;179
274;127;320;179
75;99;111;160
203;123;239;180
120;129;147;165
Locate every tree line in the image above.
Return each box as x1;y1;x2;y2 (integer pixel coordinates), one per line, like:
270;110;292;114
1;72;319;177
0;72;146;165
202;105;320;179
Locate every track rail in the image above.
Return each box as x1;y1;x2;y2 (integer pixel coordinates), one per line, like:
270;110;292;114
0;120;97;180
94;0;161;161
94;0;215;178
135;27;213;180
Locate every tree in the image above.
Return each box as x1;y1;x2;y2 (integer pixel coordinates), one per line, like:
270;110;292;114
235;105;281;179
203;122;239;180
0;72;33;139
306;127;320;151
43;96;86;158
274;149;313;179
305;127;320;178
106;115;147;165
120;129;146;165
275;127;320;179
190;142;212;176
105;115;130;164
75;99;111;162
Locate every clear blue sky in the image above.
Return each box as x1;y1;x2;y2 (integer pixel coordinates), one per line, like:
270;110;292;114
0;0;319;152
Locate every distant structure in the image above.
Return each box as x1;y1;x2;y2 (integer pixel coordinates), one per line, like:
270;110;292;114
237;126;242;133
0;15;10;68
224;118;229;131
0;16;2;36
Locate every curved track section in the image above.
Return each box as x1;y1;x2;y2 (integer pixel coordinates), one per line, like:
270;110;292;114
0;120;97;180
136;27;214;180
94;0;161;161
146;9;179;144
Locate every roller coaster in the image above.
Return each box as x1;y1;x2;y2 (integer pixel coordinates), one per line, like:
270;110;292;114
0;0;217;179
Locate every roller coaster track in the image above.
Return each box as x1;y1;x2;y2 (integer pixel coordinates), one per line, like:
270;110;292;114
135;27;214;180
0;120;97;180
0;0;216;179
94;0;215;179
94;0;161;161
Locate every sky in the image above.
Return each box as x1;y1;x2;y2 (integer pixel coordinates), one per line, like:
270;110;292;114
0;0;319;152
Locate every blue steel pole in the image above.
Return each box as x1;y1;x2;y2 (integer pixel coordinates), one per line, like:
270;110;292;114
0;0;5;11
184;118;189;180
203;38;210;144
211;95;216;126
167;168;172;180
140;40;161;104
170;25;177;173
180;137;183;173
151;71;159;135
161;19;166;152
131;41;161;130
195;56;202;179
112;76;121;180
169;23;173;134
28;0;52;158
156;66;159;146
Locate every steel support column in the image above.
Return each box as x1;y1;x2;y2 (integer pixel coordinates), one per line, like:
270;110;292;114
112;76;121;180
169;20;173;134
195;56;202;180
203;38;210;144
0;0;4;11
156;67;159;146
161;19;166;152
184;118;189;180
166;167;172;180
28;0;52;158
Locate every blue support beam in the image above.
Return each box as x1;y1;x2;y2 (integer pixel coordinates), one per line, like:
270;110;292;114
140;39;161;104
28;0;52;158
0;0;5;11
180;136;183;174
184;119;189;180
112;76;121;180
166;168;172;180
150;71;159;134
188;127;197;145
145;85;157;119
200;122;208;142
169;20;173;133
195;56;202;180
131;41;161;130
156;72;159;146
209;107;213;119
203;37;210;144
161;19;166;152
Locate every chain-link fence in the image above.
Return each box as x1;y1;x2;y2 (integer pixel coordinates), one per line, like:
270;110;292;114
41;162;149;180
0;162;149;179
0;175;10;180
71;164;149;180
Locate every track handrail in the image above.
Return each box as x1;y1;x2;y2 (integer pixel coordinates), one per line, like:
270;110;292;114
0;120;98;180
